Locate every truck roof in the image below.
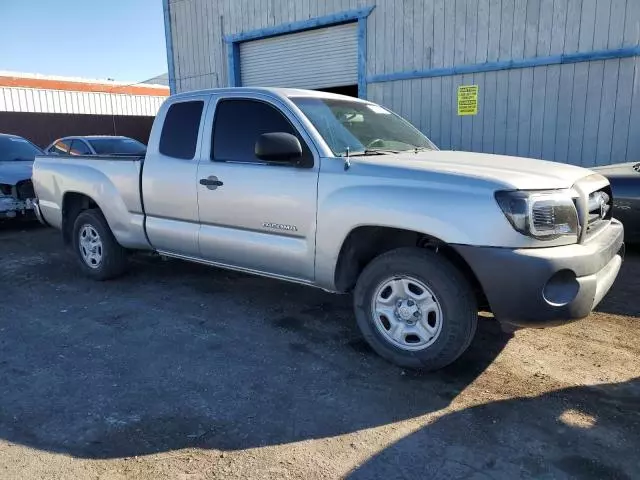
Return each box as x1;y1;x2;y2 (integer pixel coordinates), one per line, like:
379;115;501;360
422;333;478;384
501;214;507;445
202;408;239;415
169;87;369;103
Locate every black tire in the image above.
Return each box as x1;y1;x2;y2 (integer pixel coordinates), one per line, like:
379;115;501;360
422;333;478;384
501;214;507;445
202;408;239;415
72;209;128;280
353;247;477;370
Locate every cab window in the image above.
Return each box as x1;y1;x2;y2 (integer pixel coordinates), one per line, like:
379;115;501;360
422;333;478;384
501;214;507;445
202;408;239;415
211;99;311;165
159;101;204;160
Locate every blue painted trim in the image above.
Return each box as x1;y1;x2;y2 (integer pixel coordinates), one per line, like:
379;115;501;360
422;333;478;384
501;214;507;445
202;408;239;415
223;6;374;44
367;46;640;84
227;43;241;87
223;6;375;89
357;17;367;99
162;0;177;94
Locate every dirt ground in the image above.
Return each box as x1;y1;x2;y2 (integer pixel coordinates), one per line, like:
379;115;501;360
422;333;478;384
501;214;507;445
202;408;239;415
0;222;639;480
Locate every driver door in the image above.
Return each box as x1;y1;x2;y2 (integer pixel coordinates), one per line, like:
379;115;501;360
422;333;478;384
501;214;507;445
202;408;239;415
196;96;319;281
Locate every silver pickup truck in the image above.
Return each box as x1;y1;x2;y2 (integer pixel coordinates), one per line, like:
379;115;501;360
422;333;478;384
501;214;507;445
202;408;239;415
33;88;624;370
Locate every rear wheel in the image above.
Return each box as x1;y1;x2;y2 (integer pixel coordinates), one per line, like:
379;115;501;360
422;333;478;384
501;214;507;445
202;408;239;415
72;209;128;280
353;247;477;370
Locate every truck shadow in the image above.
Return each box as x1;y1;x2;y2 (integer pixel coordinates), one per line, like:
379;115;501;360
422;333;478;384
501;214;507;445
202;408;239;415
0;218;42;233
0;317;511;459
0;232;637;467
0;242;515;460
347;377;640;479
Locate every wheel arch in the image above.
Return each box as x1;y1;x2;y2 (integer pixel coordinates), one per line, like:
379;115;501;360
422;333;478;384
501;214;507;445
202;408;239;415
333;225;487;308
61;192;100;245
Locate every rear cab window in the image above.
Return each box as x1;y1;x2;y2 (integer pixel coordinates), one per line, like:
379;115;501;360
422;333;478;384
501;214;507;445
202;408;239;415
159;101;204;159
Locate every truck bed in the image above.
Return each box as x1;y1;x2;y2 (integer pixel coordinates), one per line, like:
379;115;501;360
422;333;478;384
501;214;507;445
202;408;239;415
32;154;151;250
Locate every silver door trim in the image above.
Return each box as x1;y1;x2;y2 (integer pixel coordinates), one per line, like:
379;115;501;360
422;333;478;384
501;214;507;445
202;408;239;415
156;250;319;289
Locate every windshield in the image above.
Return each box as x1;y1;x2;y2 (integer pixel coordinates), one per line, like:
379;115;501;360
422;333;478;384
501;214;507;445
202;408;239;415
291;97;438;156
88;138;146;155
0;136;43;161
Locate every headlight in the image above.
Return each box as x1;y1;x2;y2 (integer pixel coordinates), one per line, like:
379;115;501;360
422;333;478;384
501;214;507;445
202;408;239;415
495;190;579;240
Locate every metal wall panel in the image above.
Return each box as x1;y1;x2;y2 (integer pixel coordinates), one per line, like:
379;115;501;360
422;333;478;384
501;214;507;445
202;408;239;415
240;23;358;89
0;87;166;116
168;0;640;166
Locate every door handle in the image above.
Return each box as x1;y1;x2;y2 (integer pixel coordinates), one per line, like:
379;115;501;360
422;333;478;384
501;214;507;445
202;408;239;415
199;176;224;189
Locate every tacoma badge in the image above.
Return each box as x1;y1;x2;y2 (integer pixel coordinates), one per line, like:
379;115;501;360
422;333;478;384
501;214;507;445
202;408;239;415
263;222;298;232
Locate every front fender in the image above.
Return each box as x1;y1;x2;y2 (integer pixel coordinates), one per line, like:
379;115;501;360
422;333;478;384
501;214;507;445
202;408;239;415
314;181;515;291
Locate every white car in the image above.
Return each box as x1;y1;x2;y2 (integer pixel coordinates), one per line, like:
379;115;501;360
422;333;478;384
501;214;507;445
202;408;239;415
0;133;41;219
45;136;146;157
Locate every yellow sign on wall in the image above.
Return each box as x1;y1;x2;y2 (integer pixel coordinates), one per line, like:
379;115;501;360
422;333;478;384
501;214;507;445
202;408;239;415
457;85;479;116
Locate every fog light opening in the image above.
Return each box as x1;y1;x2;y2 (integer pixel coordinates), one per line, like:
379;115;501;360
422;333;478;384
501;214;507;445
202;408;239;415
543;269;579;307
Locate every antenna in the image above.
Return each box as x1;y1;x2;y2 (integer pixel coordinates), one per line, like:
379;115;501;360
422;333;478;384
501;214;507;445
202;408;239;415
344;147;351;171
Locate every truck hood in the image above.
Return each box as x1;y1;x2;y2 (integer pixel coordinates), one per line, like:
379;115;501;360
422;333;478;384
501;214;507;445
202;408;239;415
591;162;639;178
0;160;33;185
358;150;596;190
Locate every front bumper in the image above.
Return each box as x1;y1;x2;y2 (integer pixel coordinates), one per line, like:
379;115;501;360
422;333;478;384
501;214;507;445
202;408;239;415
0;196;35;219
455;220;625;327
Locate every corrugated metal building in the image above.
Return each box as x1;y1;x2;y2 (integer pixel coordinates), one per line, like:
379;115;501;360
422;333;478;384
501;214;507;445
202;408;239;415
163;0;640;166
0;72;169;146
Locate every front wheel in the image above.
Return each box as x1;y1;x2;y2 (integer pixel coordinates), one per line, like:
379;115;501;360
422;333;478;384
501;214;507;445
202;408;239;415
72;209;128;280
353;248;477;370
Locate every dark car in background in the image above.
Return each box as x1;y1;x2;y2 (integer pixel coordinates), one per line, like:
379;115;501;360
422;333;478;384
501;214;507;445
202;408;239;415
0;133;41;219
45;135;146;157
593;162;640;243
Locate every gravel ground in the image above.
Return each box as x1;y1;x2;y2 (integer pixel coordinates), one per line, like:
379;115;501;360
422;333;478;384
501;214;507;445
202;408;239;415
0;222;639;480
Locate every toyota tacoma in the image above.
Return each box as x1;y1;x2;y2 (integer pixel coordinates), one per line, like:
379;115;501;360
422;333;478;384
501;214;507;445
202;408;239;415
32;88;624;370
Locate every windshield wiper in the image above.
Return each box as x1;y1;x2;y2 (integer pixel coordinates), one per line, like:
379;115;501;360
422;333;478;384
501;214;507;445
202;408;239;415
346;149;399;156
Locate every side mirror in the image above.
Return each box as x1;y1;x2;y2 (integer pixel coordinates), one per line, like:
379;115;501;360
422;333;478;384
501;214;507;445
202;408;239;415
255;132;303;164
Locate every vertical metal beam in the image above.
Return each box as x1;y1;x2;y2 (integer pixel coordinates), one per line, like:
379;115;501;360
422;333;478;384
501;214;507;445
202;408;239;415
226;42;241;87
162;0;177;94
358;17;368;99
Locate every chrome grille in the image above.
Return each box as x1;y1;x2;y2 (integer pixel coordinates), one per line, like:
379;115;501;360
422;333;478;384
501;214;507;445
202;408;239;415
572;175;614;243
585;186;612;236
